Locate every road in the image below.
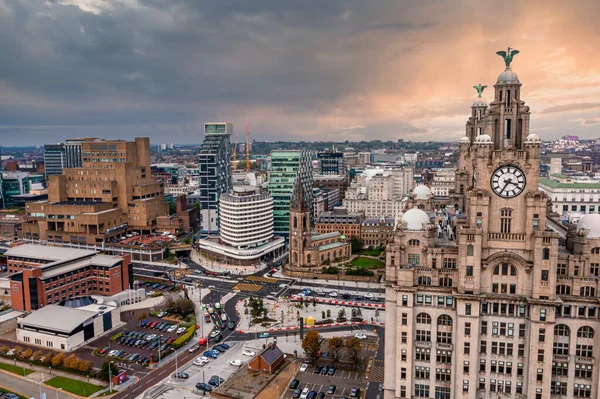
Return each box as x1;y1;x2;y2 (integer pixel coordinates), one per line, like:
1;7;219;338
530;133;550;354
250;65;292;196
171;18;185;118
0;371;80;399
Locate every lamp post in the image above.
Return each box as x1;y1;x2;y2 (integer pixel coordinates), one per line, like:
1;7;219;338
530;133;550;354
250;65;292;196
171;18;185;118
109;361;113;393
56;387;62;399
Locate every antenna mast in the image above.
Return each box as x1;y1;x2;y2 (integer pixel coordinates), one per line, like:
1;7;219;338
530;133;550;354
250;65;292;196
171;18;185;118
245;112;250;171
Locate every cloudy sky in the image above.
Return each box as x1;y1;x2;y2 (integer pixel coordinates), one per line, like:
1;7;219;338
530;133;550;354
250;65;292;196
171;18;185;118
1;0;599;146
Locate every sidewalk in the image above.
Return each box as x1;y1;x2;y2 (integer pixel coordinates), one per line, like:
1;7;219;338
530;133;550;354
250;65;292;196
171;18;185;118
8;358;107;387
272;268;384;290
190;249;269;276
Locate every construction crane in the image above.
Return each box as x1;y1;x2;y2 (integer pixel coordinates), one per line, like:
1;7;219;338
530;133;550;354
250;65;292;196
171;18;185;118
245;113;250;171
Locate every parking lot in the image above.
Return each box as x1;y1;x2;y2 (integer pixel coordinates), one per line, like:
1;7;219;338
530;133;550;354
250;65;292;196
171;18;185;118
282;363;366;399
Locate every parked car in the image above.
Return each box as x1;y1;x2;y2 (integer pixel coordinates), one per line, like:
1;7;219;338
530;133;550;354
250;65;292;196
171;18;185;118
292;388;302;398
350;388;360;397
189;344;200;353
320;366;329;375
213;346;225;353
328;367;336;376
242;350;255;357
308;392;317;399
299;363;309;372
204;351;218;359
327;385;336;394
99;346;109;354
313;365;323;374
289;379;300;389
354;333;367;340
195;382;212;392
177;327;187;334
198;337;208;346
193;356;209;366
230;359;242;367
300;388;310;399
228;321;236;330
259;332;270;338
213;334;222;343
217;343;230;349
210;330;221;338
317;393;325;399
167;325;177;333
173;372;189;379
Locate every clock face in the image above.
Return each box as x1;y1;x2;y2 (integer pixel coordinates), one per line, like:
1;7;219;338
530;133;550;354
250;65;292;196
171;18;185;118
490;165;526;198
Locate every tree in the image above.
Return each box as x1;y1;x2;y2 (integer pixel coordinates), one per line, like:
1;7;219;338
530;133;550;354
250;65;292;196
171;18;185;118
42;352;54;365
345;337;361;369
301;331;322;364
32;350;44;361
326;309;331;319
321;311;326;320
52;353;65;367
183;237;192;245
98;361;120;382
327;337;344;365
337;309;346;322
79;360;94;373
22;349;33;359
350;236;364;253
64;354;80;370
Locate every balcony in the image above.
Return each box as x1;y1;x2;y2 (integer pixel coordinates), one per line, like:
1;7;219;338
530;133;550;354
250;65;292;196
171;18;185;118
415;340;432;348
436;343;453;350
488;233;525;241
553;354;569;362
576;356;594;364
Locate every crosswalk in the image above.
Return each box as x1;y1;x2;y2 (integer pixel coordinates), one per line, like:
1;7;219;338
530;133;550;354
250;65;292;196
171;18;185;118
233;283;263;292
246;275;278;283
370;360;384;382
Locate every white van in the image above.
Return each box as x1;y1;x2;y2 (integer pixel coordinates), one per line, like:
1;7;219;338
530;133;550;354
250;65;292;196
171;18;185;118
221;313;227;322
300;387;310;399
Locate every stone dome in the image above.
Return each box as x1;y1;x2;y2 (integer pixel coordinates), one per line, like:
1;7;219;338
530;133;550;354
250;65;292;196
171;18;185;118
413;184;432;200
459;136;470;144
401;208;430;231
577;214;600;238
474;134;492;144
525;133;541;143
472;97;487;107
496;68;520;84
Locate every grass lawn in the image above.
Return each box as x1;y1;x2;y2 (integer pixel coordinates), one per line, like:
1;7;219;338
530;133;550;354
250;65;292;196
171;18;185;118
0;385;28;399
350;256;384;269
45;376;103;397
357;249;385;256
0;362;35;376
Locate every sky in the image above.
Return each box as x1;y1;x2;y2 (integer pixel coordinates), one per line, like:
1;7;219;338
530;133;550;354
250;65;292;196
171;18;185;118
1;0;600;146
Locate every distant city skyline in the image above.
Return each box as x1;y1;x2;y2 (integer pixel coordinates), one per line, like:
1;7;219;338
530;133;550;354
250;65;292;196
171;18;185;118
1;0;599;145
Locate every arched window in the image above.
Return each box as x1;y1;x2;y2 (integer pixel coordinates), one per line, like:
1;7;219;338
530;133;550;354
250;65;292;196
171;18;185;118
306;254;311;264
580;286;596;297
293;252;298;264
467;245;474;256
333;251;337;259
493;263;517;276
542;248;550;260
417;276;431;286
439;277;453;288
577;326;595;339
592;247;600;255
416;313;431;324
556;285;571;295
554;324;570;336
408;239;420;246
437;315;453;327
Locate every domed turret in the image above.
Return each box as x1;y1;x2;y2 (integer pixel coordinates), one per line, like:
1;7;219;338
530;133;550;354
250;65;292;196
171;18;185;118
459;136;470;144
577;214;600;238
496;68;520;85
412;184;432;200
474;134;492;144
401;208;430;231
525;133;541;143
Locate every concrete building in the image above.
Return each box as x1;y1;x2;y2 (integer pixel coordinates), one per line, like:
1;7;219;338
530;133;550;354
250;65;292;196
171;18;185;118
43;139;85;182
22;137;169;245
268;150;313;237
317;150;346;175
431;168;456;197
315;208;362;239
383;51;597;399
368;174;394;200
361;216;395;247
7;244;131;311
197;186;284;264
17;302;121;352
343;197;405;222
1;171;45;209
540;174;600;215
288;181;350;268
198;123;233;235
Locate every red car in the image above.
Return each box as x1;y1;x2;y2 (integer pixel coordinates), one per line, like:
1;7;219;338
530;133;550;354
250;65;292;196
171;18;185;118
150;321;158;328
99;346;109;354
198;337;208;346
167;337;176;344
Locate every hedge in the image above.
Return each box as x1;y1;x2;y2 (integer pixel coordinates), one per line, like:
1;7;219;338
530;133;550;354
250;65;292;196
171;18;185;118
109;332;123;341
172;326;195;349
150;292;163;298
179;317;197;329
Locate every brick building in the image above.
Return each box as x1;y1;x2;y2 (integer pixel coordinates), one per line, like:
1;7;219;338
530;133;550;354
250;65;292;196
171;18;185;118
315;208;362;239
7;244;131;311
361;216;395;247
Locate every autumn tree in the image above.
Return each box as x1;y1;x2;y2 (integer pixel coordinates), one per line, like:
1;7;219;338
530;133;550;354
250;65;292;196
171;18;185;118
32;350;44;361
22;349;33;359
301;331;322;365
137;312;147;321
79;360;94;373
64;354;81;370
52;353;65;367
327;337;344;365
345;337;361;369
42;352;54;365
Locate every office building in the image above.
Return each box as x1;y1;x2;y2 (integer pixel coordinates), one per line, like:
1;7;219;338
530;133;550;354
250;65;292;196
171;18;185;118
2;171;45;209
384;50;599;399
315;207;362;239
198;123;233;234
7;244;131;311
22;137;169;245
361;216;394;247
430;168;456;197
43;138;86;181
540;174;600;215
268;150;313;237
317;150;346;175
197;186;284;264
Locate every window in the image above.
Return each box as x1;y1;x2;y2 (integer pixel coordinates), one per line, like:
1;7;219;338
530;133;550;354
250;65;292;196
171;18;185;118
466;265;473;276
463;380;469;393
465;304;471;315
415;348;430;361
442;258;457;268
540;309;546;321
573;384;591;397
592;247;600;255
436;351;452;363
400;386;406;398
541;270;548;281
437;315;453;326
416;330;431;342
467;245;474;256
493;263;517;276
416;313;431;324
401;332;407;343
437;332;452;344
553;342;569;356
414;384;429;398
537;368;544;382
539;328;546;342
554;324;570;336
538;349;544;362
542;248;550;260
408;239;420;246
557;263;567;275
576;344;593;358
414;367;430;379
402;313;408;325
481;321;488;335
557;285;571;295
551;381;567;395
580;286;595;297
464;342;470;354
479;378;485;390
577;326;594;338
435;369;451;382
465;322;471;336
480;341;487;354
590;263;600;276
500;208;512;233
552;362;569;376
408;254;420;265
439;277;453;287
575;364;593;379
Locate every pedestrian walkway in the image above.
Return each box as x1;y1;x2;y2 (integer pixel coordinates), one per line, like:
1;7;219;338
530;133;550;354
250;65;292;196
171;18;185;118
9;358;107;388
246;275;278;283
232;283;263;292
190;250;269;276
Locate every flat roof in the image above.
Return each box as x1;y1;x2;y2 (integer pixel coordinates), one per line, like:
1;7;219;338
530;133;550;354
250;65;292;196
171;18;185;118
19;305;96;333
41;255;121;279
540;177;600;189
5;244;95;262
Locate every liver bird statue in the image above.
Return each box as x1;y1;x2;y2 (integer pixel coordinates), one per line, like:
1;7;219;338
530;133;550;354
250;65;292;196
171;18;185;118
473;84;487;97
496;47;520;68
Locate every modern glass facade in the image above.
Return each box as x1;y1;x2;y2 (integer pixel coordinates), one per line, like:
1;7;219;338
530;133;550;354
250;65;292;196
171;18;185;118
268;150;313;237
2;172;45;208
43;144;66;181
317;151;346;175
198;123;232;234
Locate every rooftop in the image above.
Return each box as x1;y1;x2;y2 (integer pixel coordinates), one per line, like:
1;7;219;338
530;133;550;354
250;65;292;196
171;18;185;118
540;177;600;189
259;344;284;365
18;304;97;333
311;231;342;242
319;241;348;251
5;244;95;262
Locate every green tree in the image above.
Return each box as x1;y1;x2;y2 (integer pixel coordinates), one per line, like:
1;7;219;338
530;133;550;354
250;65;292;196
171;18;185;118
337;309;346;322
350;236;364;253
326;309;331;319
98;361;120;382
321;311;326;320
327;337;344;365
182;237;192;245
301;331;322;364
345;337;362;369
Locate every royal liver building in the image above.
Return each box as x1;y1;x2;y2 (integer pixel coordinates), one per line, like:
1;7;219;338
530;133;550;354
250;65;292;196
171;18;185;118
384;49;600;399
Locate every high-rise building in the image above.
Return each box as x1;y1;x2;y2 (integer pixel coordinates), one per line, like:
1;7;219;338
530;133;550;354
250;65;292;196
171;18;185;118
268;150;313;237
22;137;169;245
317;150;346;175
43;138;86;181
383;50;598;399
2;172;45;208
198;123;233;234
64;138;84;168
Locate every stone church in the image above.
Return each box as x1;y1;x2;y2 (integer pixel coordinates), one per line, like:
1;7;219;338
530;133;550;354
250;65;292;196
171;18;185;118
385;49;600;399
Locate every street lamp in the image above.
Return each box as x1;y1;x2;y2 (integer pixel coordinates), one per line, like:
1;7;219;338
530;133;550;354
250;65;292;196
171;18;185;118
56;387;62;399
109;361;114;393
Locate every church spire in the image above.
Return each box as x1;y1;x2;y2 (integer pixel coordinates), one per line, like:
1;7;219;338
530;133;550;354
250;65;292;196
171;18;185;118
291;177;309;212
